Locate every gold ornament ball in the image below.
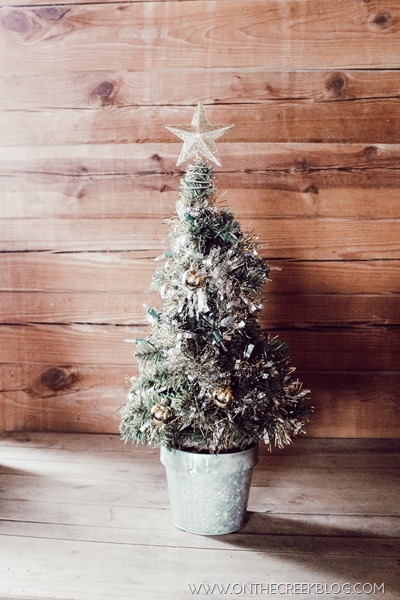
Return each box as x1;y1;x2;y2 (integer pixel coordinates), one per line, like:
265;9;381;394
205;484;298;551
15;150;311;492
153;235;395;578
212;386;234;409
182;269;204;289
151;403;172;426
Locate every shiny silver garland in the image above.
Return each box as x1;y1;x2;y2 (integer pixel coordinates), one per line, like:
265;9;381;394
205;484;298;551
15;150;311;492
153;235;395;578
120;158;312;453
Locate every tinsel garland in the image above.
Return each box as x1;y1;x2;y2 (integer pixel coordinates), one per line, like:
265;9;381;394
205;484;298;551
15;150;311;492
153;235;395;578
120;160;311;453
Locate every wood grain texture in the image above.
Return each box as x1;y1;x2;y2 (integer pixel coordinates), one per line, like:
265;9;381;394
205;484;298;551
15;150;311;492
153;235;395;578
1;366;398;436
1;1;400;72
1;0;399;437
1;434;399;466
304;372;400;438
2;101;400;145
2;185;400;219
2;533;393;600
0;324;399;371
1;143;399;191
2;216;399;259
1;291;400;328
1;141;399;175
0;457;398;512
1;367;125;434
2;254;400;295
0;435;399;599
2;69;400;110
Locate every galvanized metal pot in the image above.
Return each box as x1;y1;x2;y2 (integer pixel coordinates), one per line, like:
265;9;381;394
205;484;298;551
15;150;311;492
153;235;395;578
160;444;258;535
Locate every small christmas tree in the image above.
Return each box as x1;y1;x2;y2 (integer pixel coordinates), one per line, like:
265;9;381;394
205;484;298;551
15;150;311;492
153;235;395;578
120;103;311;453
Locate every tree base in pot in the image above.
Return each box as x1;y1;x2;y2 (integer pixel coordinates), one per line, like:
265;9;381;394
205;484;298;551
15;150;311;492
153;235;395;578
160;445;259;535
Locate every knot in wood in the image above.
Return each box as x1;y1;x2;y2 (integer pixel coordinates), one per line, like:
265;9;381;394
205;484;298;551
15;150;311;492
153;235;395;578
293;160;310;173
91;81;115;106
373;12;392;28
40;367;78;392
2;10;31;33
326;73;347;97
34;7;71;21
361;146;378;160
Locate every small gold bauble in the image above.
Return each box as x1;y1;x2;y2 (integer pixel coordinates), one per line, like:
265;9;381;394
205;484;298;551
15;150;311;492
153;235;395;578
151;403;172;426
212;386;234;409
182;268;204;289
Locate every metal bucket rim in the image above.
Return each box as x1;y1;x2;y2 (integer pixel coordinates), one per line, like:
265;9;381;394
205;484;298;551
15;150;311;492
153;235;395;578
160;443;259;474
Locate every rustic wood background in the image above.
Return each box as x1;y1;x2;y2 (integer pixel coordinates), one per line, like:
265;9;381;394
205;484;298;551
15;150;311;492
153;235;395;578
0;0;399;437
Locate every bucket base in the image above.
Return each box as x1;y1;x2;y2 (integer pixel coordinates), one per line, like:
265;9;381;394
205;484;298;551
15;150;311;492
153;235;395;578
171;513;250;536
161;445;258;536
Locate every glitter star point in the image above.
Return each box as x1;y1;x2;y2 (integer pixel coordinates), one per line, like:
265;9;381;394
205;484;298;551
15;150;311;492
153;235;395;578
165;102;234;167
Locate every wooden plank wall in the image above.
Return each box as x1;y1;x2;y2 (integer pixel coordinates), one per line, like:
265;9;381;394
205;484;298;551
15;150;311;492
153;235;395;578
0;0;399;437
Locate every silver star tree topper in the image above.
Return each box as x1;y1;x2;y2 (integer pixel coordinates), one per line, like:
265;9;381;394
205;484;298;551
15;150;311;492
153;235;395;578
165;102;234;167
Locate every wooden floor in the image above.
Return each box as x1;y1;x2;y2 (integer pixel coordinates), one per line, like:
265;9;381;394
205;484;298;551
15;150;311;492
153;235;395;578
0;435;399;600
